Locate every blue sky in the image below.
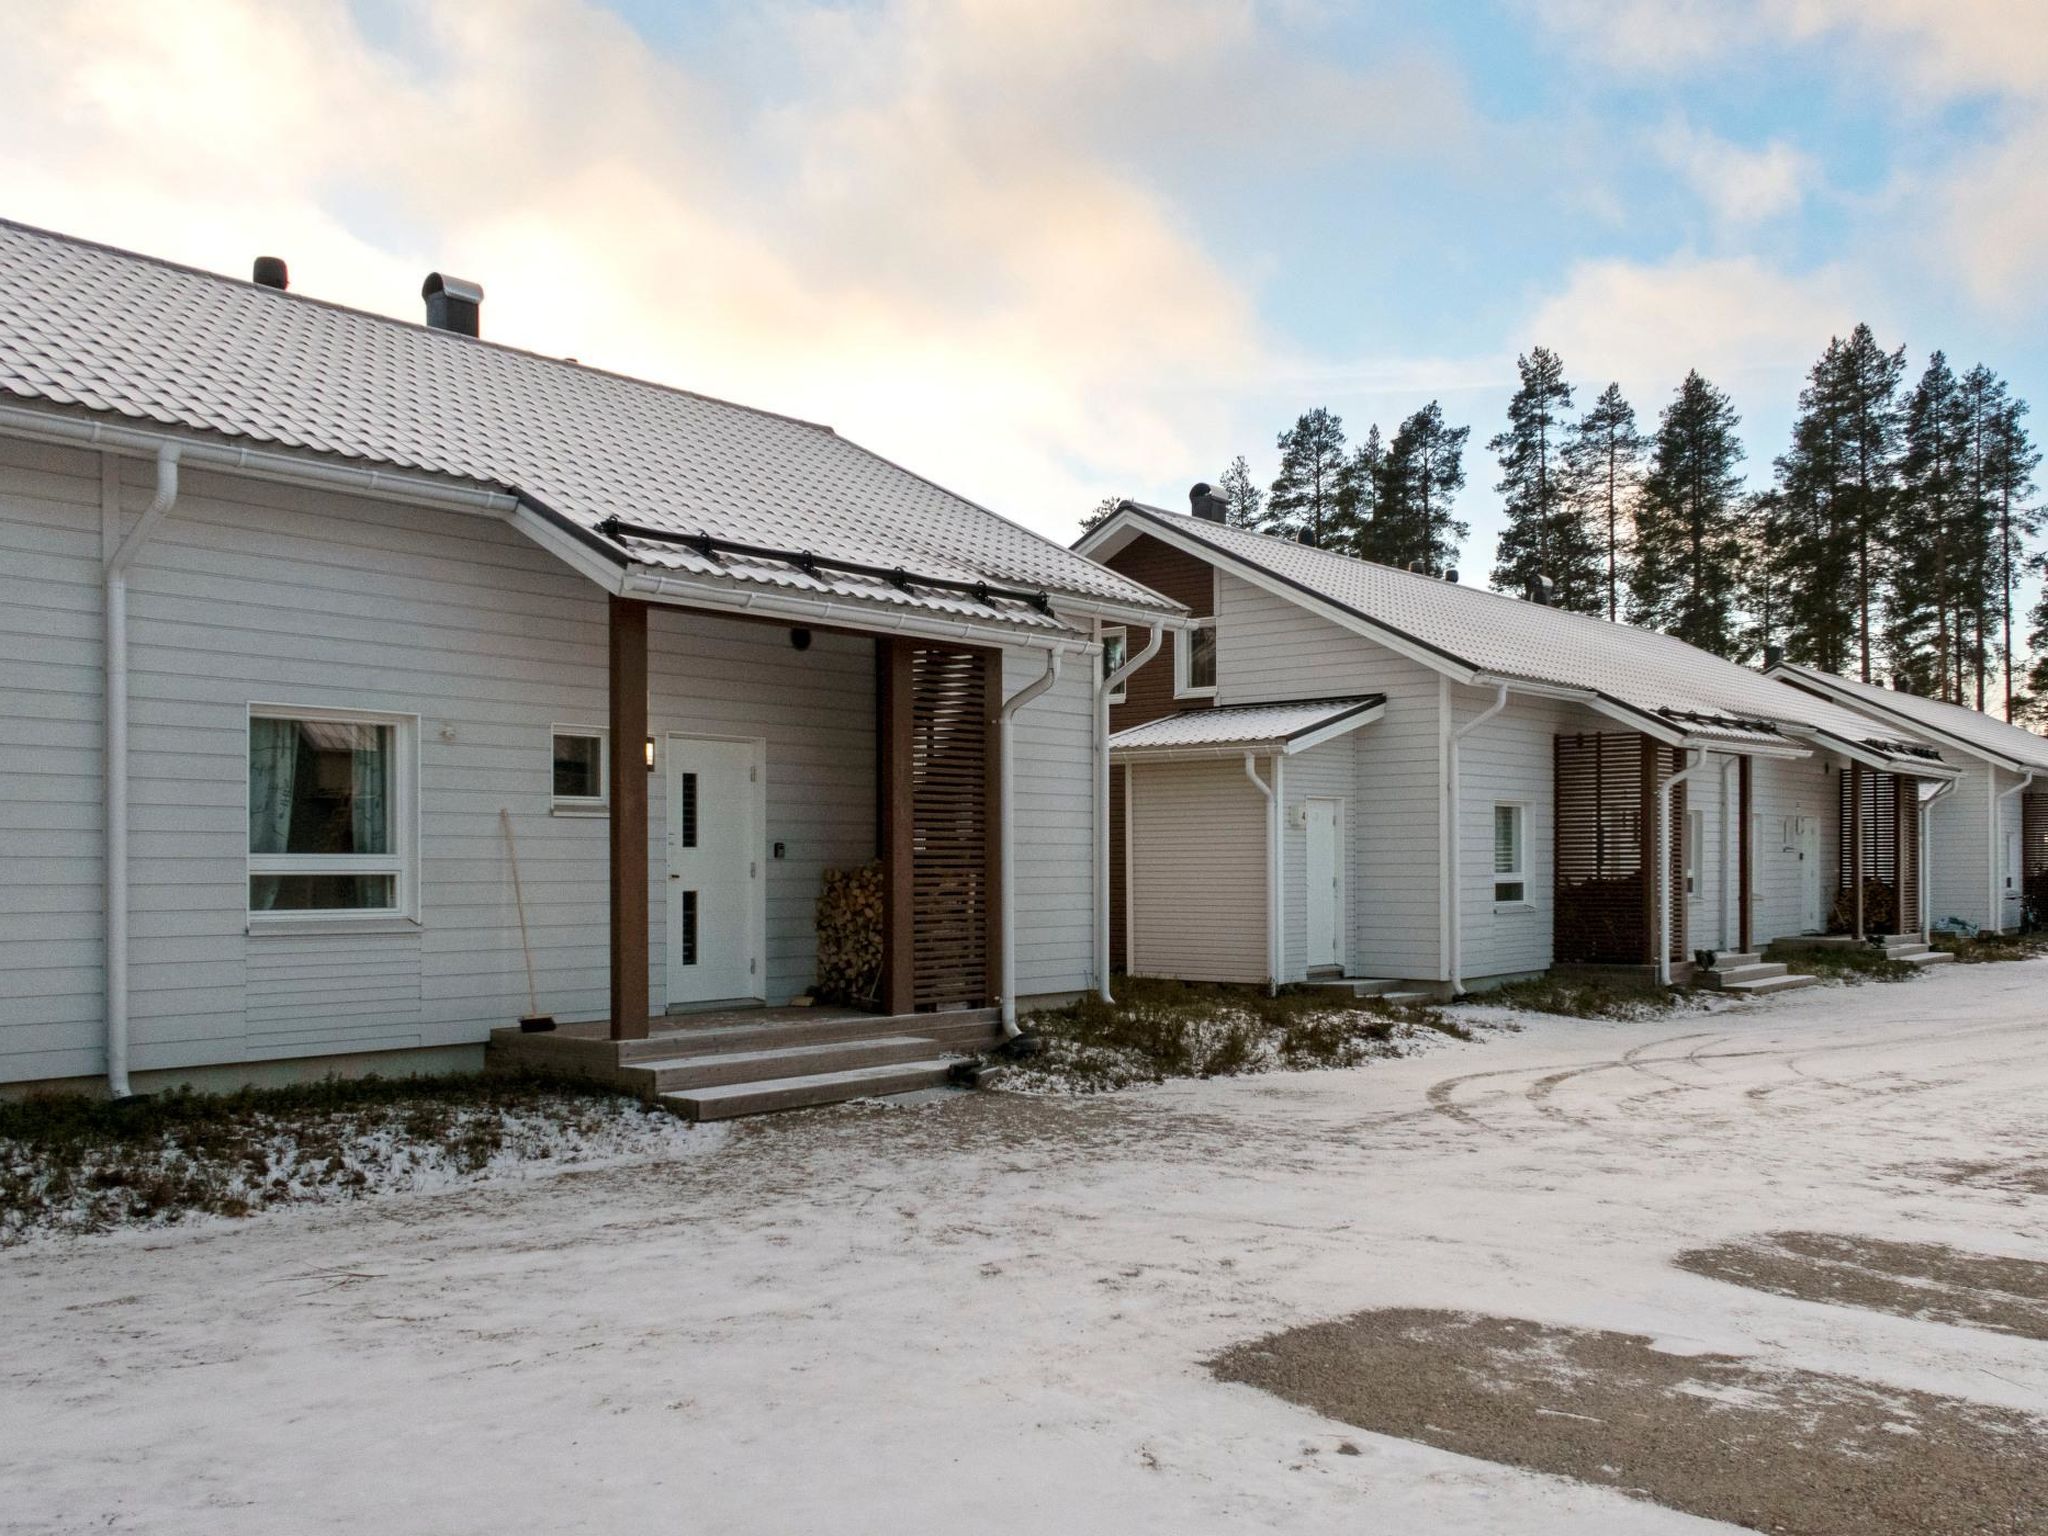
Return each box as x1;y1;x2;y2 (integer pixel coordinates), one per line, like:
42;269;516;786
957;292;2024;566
4;0;2043;584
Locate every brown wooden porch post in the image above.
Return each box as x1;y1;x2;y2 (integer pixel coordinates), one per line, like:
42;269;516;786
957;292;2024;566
608;595;650;1040
878;638;915;1015
1639;733;1658;967
1849;764;1865;941
983;647;1004;1008
1738;755;1754;952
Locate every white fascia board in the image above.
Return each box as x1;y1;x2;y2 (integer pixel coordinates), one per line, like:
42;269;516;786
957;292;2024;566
1787;726;1961;780
1283;701;1387;754
1110;513;1482;685
1769;666;2030;775
510;502;629;591
1111;741;1290;764
1471;674;1687;743
1046;590;1190;628
622;568;1095;654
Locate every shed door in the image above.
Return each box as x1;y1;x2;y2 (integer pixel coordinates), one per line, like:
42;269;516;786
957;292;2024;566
1796;816;1822;932
1304;798;1343;971
665;736;762;1006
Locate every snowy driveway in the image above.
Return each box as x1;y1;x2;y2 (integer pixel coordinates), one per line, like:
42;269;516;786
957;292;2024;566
4;964;2045;1535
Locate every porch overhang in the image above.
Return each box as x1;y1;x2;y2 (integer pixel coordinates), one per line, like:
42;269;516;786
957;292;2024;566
1110;695;1386;764
1787;726;1961;782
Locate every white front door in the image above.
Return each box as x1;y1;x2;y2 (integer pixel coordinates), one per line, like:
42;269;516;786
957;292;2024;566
1304;798;1343;971
1796;815;1822;932
665;736;763;1007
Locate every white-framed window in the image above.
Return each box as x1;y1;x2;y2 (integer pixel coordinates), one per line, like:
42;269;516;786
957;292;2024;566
552;724;608;812
1175;617;1217;699
1493;802;1527;905
247;704;416;921
1102;627;1128;705
1685;808;1703;895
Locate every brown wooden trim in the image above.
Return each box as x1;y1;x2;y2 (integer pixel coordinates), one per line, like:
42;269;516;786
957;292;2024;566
1639;733;1658;966
1738;754;1754;952
878;638;915;1015
607;595;650;1041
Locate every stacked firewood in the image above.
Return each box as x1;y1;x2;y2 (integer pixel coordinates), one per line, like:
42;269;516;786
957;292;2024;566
815;860;884;1004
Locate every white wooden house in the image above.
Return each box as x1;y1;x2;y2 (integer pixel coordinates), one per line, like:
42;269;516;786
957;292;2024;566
0;221;1182;1110
1769;663;2048;935
1078;490;1968;997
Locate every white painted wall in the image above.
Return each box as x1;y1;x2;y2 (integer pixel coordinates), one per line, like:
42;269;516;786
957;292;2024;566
0;435;1097;1086
1214;573;1444;979
1749;755;1834;943
1929;763;1994;932
1126;757;1268;985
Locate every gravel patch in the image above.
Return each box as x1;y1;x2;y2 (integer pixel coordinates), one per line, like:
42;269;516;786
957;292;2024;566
1212;1307;2048;1536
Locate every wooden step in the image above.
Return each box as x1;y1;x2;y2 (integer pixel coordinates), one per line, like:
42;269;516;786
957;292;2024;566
1708;951;1762;968
661;1058;964;1121
1704;962;1788;988
626;1035;944;1092
1720;973;1817;996
1905;949;1955;966
618;1007;1000;1063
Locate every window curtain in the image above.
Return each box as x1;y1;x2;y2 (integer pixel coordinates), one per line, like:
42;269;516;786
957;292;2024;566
248;719;299;912
351;728;390;855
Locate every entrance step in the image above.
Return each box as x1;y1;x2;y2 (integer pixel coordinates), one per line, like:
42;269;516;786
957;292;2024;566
625;1035;944;1094
1717;973;1818;996
661;1057;964;1121
1903;949;1956;966
1308;979;1438;1003
1707;951;1762;969
1704;961;1786;987
615;1006;1001;1063
1701;958;1817;996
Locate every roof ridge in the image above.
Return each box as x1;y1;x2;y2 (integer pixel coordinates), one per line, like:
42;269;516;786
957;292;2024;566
0;215;841;438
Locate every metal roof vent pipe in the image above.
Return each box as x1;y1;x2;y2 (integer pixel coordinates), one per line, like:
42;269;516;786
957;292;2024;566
1297;528;1316;547
423;273;484;337
252;257;288;291
1525;574;1555;605
1188;482;1229;523
1444;568;1460;584
1764;643;1784;669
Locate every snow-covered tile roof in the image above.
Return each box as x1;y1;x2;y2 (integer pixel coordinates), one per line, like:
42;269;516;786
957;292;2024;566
1770;663;2048;774
0;219;1176;632
1105;504;1946;764
1110;695;1385;757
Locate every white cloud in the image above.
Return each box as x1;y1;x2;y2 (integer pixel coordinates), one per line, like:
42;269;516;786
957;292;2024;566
1656;121;1813;226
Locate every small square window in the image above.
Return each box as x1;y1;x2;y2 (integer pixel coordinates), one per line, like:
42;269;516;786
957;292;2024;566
1493;803;1526;904
1175;619;1217;698
552;728;607;808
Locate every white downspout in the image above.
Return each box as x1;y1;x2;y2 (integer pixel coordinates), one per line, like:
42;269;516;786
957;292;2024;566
1244;753;1279;995
1657;749;1711;985
103;444;181;1099
1718;754;1738;954
1446;684;1508;995
1000;649;1063;1036
1920;778;1955;944
1094;624;1163;1002
1990;768;2035;935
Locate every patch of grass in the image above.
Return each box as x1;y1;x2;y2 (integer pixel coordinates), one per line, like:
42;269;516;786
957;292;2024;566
1464;974;1686;1020
1767;942;1915;984
1930;931;2048;964
1016;977;1446;1093
0;1071;664;1244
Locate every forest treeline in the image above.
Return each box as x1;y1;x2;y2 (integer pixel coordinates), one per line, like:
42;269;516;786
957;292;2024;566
1089;328;2042;721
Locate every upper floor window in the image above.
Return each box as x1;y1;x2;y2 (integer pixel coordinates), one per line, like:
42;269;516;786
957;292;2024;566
1175;618;1217;699
1102;627;1128;705
248;706;414;918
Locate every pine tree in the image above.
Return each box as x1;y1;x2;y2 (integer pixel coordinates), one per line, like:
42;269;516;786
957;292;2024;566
1562;383;1642;622
1988;392;2042;717
1738;489;1789;664
1773;326;1905;680
1889;354;1977;700
1490;347;1600;610
1077;494;1124;536
1335;425;1388;562
1264;408;1348;546
1380;402;1470;571
1628;370;1746;655
1217;455;1263;529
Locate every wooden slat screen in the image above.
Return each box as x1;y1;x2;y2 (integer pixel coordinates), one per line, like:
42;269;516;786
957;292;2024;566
1835;766;1917;935
907;644;994;1009
2023;792;2048;930
1555;732;1685;966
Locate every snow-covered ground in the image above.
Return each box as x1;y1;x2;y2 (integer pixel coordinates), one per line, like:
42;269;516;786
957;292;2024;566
3;963;2044;1534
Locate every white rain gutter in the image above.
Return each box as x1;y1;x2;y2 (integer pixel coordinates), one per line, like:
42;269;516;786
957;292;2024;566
1445;683;1509;995
1094;624;1163;1002
1657;750;1712;985
102;444;181;1099
1989;768;2036;935
1000;650;1063;1036
1244;753;1282;996
1919;777;1956;944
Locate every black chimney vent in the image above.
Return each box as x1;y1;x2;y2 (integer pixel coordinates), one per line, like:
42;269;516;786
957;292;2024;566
1764;643;1784;669
1298;528;1316;547
1444;568;1459;584
1525;574;1555;606
252;257;288;291
1188;482;1229;523
422;273;484;337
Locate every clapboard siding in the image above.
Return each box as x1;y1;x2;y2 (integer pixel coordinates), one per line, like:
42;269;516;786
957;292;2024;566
1104;534;1213;733
0;438;1096;1084
1457;692;1583;981
1004;648;1099;998
1929;763;1993;931
1280;738;1356;980
1215;573;1444;979
1749;755;1832;943
1128;758;1268;984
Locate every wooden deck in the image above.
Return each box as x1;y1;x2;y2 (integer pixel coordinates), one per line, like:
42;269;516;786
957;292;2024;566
485;1004;1006;1120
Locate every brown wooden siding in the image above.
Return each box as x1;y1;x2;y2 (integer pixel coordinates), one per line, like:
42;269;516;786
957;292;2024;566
1105;534;1214;734
1554;732;1686;965
1109;768;1128;971
1835;767;1920;936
